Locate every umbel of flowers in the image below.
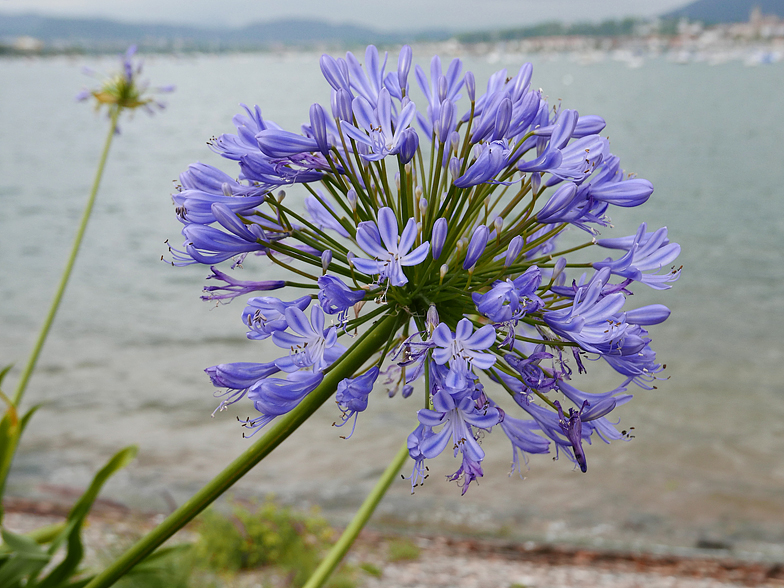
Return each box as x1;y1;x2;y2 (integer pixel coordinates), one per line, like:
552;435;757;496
168;45;680;494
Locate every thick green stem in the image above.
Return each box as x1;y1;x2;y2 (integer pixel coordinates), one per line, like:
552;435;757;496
302;442;410;588
12;109;120;407
83;314;398;588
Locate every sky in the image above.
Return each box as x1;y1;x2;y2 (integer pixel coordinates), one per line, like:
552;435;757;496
0;0;692;31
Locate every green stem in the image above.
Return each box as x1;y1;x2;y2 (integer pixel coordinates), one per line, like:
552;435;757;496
82;314;398;588
302;442;409;588
11;108;120;407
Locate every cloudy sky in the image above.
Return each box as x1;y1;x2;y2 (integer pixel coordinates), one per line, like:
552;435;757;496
0;0;691;31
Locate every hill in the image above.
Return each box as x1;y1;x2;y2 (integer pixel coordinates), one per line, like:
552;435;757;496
662;0;784;23
0;13;450;51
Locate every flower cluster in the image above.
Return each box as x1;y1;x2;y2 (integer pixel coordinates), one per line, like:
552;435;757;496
77;45;174;117
169;46;680;494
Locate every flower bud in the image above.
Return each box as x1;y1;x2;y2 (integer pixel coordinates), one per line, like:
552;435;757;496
463;224;489;270
493;216;504;234
347;188;358;211
398;127;419;164
450;130;461;154
419;197;428;215
401;385;414;399
321;249;332;274
531;172;541;195
492;97;512;141
432;217;448;259
277;190;286;203
437;99;454;144
437;75;448;102
504;235;523;267
426;304;440;332
320;54;349;92
398;45;413;92
440;264;448;281
465;71;476;102
333;88;353;121
552;256;567;280
449;156;461;180
309;102;329;155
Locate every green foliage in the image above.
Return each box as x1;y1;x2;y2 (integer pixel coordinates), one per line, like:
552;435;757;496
194;498;355;588
0;446;137;588
386;538;420;562
112;545;197;588
457;17;641;43
358;562;382;577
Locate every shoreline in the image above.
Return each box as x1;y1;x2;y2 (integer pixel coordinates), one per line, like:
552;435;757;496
5;498;783;587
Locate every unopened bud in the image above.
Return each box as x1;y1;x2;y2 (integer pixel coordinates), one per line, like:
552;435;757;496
450;130;460;154
432;217;448;259
531;172;541;195
493;216;504;234
426;304;440;333
439;264;448;282
347;188;358;211
277;190;286;203
465;71;476;102
415;185;423;199
321;250;332;274
419;197;428;215
463;224;488;270
552;256;567;280
504;235;524;267
449;156;461;180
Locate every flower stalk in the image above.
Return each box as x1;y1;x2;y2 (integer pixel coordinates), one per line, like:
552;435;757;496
302;442;410;588
82;314;397;588
11;108;119;408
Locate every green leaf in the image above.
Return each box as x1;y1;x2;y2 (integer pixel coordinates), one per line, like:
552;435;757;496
36;446;138;588
0;528;52;588
18;404;42;435
0;364;13;389
0;408;21;523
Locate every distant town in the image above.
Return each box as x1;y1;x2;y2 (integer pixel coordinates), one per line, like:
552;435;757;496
1;6;783;65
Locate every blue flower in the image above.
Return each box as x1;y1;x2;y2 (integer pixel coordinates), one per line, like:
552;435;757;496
472;266;543;323
242;372;324;435
543;269;628;354
243;295;311;340
353;207;430;286
78;45;173;116
335;367;380;433
206;361;280;413
318;275;365;325
595;223;681;289
169;46;679;491
431;319;497;387
417;388;501;494
272;305;346;373
341;89;418;162
202;266;285;302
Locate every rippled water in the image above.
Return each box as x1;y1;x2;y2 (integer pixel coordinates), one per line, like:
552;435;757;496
2;51;783;557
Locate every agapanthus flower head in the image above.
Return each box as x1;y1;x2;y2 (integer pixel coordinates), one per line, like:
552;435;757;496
168;44;680;495
78;45;173;116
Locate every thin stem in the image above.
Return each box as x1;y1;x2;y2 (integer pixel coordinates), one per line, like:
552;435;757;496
12;108;120;407
83;314;398;588
302;442;409;588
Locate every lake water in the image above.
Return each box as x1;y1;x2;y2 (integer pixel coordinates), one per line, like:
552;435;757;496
2;50;784;559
